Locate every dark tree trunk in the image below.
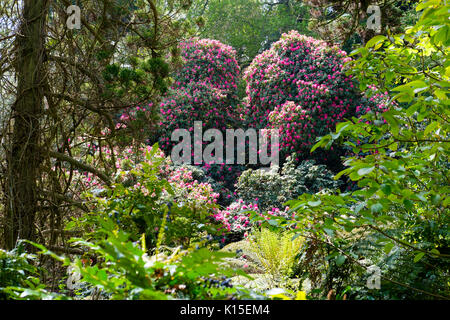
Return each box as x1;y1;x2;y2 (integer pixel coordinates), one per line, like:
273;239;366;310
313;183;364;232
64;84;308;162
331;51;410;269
4;0;49;249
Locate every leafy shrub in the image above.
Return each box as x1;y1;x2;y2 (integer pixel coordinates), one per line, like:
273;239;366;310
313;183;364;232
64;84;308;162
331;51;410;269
67;216;250;300
247;228;303;279
236;156;341;211
0;244;39;299
158;38;242;156
175;38;241;92
213;199;293;243
5;216;258;300
243;31;388;164
346;216;450;300
72;144;221;248
359;247;450;300
0;243;66;300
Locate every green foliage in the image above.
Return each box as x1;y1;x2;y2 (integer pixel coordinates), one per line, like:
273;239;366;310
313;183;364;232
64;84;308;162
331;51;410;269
247;228;303;279
67;215;248;300
281;0;450;300
236;156;341;211
3;218;255;300
0;243;67;300
303;0;420;46
72;144;220;248
0;244;38;299
348;233;450;300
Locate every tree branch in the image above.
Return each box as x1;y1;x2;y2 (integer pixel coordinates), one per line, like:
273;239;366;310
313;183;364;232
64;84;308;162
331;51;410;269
48;150;111;186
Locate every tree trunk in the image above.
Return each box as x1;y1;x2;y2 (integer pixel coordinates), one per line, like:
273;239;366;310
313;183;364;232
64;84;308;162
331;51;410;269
4;0;49;249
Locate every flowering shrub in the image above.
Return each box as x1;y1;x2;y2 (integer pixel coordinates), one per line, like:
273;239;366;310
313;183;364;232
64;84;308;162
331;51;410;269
158;81;240;152
356;85;391;118
157;39;243;166
166;166;220;208
175;38;241;92
116;102;158;146
214;200;258;236
66;144;223;247
243;31;360;161
213;199;293;243
155;38;246;193
236;156;341;212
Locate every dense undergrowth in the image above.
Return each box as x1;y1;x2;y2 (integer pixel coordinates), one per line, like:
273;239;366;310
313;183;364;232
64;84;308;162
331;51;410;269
0;0;448;301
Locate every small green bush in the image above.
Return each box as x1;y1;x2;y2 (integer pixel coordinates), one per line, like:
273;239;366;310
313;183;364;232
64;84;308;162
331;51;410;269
236;156;341;211
247;228;303;279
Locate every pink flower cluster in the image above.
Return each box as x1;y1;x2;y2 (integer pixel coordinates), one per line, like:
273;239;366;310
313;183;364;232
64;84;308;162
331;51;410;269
176;38;240;92
119;103;154;124
158;82;238;151
116;102;157;145
213;199;293;237
356;85;391;118
166;166;220;208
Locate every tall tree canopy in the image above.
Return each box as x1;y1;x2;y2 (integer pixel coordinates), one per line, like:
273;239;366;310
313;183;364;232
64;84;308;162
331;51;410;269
189;0;313;66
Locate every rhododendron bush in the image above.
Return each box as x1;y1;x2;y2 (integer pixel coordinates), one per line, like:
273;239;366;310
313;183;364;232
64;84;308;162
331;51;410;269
158;81;240;152
158;38;242;156
243;31;387;163
175;38;241;91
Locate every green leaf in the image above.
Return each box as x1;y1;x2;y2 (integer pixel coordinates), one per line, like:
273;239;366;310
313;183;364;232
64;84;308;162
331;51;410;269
307;200;322;207
430;249;440;256
403;199;414;210
357;166;375;176
291;233;302;241
366;35;387;49
380;184;392;195
311;136;331;153
424;121;438;136
382;111;399;136
383;242;394;254
413;252;425;263
431;194;441;205
416;0;440;11
324;228;334;237
335;255;346;266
